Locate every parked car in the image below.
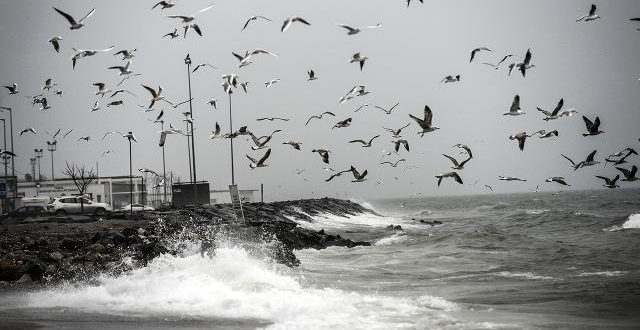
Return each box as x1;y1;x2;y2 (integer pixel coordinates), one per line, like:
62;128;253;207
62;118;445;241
0;206;47;221
47;196;112;215
118;203;155;212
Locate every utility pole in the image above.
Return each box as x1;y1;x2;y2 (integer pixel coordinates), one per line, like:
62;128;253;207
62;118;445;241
46;140;57;182
184;53;198;204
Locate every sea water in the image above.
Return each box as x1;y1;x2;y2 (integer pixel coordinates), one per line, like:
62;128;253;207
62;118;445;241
1;189;639;329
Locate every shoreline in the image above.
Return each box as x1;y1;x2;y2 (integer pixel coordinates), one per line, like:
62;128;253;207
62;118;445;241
0;198;373;285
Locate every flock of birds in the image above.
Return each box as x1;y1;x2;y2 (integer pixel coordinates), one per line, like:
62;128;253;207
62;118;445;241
2;2;640;198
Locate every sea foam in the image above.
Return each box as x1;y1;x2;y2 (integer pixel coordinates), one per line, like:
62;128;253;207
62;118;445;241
622;213;640;229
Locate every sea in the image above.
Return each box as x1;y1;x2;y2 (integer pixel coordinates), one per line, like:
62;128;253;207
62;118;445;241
0;189;639;330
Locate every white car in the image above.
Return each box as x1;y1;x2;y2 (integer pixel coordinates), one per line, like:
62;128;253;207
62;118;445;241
47;197;112;215
119;203;155;212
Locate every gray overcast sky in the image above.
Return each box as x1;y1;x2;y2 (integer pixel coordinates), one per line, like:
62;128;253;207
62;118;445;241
1;0;639;201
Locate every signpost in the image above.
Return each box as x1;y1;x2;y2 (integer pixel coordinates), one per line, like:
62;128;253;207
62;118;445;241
229;184;245;223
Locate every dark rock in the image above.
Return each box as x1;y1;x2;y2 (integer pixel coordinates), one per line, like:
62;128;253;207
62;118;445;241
59;238;85;250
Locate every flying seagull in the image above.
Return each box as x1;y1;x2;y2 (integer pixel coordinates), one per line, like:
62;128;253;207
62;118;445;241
380;159;406;167
350;53;368;71
442;154;472;170
561;150;599;170
349;166;368;183
375;102;399;115
110;89;136;98
508;132;532;151
106;100;123;107
207;99;218;109
264;79;280;88
246;148;272;169
257;117;289;122
3;83;19;95
392;139;410;152
193;63;217;73
163;28;179;39
616;165;638;182
113;49;136;60
42;78;56;91
383;123;410;138
440;75;461;83
108;60;133;75
152;1;175;10
576;4;600;22
312;148;331;164
142;85;169;109
305;111;335;126
537;98;564;120
470;47;492;62
582;116;604;136
19;128;37;136
281;16;311;32
409;105;440;136
435;172;463;186
337;23;382;35
282;141;302;150
307;69;317;81
53;6;95;30
452;143;473;158
545;177;570;186
241;15;272;31
166;4;214;23
504;94;525;116
498;176;527;182
349;135;380;148
536;130;559;138
406;0;425;7
71;46;115;69
595;175;619;189
93;83;111;97
48;36;63;53
332;118;352;129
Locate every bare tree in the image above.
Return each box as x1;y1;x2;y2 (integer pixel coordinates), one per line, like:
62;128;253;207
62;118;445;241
63;162;97;213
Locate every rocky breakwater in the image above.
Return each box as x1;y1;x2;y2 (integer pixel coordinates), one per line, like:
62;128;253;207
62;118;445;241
0;198;373;284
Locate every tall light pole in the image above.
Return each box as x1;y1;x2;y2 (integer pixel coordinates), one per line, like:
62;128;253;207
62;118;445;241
184;112;193;182
0;107;14;180
34;149;43;181
228;91;235;185
124;132;137;217
46;140;57;182
184;53;198;204
157;120;167;203
0;119;6;211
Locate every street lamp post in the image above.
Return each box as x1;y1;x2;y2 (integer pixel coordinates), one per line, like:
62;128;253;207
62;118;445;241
0;107;14;179
228;91;235;185
46;140;57;182
157;120;167;203
34;149;43;181
0;119;6;210
184;113;193;182
184;54;198;204
124;132;137;217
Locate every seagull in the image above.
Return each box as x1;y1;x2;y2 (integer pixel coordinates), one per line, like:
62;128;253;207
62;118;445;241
406;0;425;7
48;36;63;53
518;49;534;77
163;28;179;39
595;175;619;189
504;95;525;116
350;53;368;71
537;98;564;121
337;23;382;35
38;98;51;111
53;90;63;96
305;111;335;126
325;168;353;182
576;4;600;22
113;49;136;60
282;141;302;150
409;105;440;136
605;152;635;166
281;16;311;32
545;177;570;186
616;165;638;182
0;150;17;158
435;172;463;186
498;176;527;182
508;132;532;151
209;122;222;139
375;102;399;115
562;150;599;170
207;99;218;109
608;147;637;158
559;108;578;117
166;4;214;23
383;123;410;138
248;131;281;150
442;154;472;170
93;83;111;97
193;63;217;73
582;116;604;136
42;78;56;91
307;69;317;81
241;15;272;31
53;6;95;30
183;24;203;38
392;139;410;152
152;1;175;10
265;79;280;88
71;46;115;69
332;118;352;129
108;60;133;75
155;110;164;121
312;149;331;164
3;83;19;95
354;104;370;112
101;131;117;141
246;148;271;169
452;143;473;158
440;75;460;83
240;82;249;93
380;159;406;167
142;85;169;109
139;168;159;176
257;117;289;122
76;136;91;142
19;128;37;136
483;184;494;192
349;166;368;183
159;127;186;146
106;100;123;107
349;135;380;147
537;130;559;138
110;89;136;98
470;47;492;62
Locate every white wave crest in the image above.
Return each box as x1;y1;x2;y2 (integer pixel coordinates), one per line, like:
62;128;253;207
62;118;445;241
622;213;640;229
294;212;410;231
374;233;408;246
495;271;554;280
25;244;466;330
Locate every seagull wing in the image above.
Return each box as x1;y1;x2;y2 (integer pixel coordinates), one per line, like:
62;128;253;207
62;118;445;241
424;105;433;126
409;114;425;127
589;4;597;16
452;172;463;184
442;154;459;167
53;7;78;26
510;95;520;113
338;24;357;33
585;150;597;162
141;85;158;98
241;18;252;31
257;148;271;165
281;18;292;32
592;116;601;131
348;139;366;145
551;98;564;116
293;17;311;25
196;4;215;15
582;116;594;131
78;8;95;23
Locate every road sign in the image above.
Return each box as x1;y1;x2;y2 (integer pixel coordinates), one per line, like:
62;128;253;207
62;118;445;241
229;184;245;223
